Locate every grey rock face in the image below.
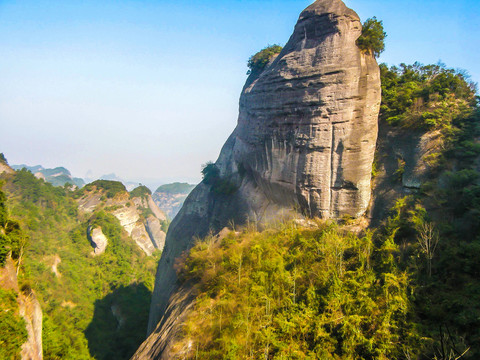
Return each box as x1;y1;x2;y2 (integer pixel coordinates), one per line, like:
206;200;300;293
142;0;381;353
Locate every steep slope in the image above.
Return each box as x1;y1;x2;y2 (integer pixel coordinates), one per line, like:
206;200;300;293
142;0;381;355
1;166;161;360
76;181;167;255
152;183;195;219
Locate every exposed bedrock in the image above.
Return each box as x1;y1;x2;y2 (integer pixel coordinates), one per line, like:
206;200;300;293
141;0;381;355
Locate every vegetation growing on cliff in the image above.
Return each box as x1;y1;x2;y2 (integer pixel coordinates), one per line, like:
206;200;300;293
82;180;127;199
0;186;28;359
202;162;238;195
174;222;419;359
247;44;283;75
356;17;386;58
0;288;28;359
380;62;477;130
0;185;26;267
375;61;480;358
130;185;152;199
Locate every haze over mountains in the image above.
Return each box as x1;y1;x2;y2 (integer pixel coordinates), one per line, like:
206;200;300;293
1;0;480;359
9;162;195;220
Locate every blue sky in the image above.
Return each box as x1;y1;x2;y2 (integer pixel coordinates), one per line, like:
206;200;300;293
0;0;478;186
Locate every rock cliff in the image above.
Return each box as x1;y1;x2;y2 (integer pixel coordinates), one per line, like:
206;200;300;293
77;185;167;255
139;0;381;357
0;258;43;360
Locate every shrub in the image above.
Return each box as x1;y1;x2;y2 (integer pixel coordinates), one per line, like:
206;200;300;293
201;162;220;185
201;162;238;195
356;17;386;57
247;44;283;75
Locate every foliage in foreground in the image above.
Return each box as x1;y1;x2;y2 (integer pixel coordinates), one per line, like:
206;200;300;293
174;222;419;359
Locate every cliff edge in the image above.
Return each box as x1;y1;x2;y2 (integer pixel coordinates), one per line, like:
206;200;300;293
139;0;381;357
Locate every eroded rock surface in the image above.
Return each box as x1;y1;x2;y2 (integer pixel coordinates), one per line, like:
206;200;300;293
78;189;167;255
88;226;109;255
140;1;380;356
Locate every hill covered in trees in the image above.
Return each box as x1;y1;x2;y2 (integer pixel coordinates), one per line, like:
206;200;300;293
0;164;162;359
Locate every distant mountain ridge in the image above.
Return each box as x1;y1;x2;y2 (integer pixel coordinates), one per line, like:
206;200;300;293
11;164;85;188
152;183;195;219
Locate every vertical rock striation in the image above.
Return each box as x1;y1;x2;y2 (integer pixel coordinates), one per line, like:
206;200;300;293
140;0;381;357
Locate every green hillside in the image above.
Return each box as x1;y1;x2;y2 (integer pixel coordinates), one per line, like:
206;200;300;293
1;169;159;360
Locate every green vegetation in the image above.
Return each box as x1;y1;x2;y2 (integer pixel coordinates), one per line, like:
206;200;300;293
380;62;477;130
155;182;195;195
356;17;386;58
201;162;238;195
1;170;159;359
82;180;127;199
0;185;26;267
0;289;28;360
247;44;283;75
0;153;7;164
375;61;480;358
173;60;480;359
175;222;419;359
130;185;152;199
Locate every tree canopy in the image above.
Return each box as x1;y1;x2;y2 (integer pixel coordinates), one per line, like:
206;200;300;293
356;17;386;58
247;44;283;75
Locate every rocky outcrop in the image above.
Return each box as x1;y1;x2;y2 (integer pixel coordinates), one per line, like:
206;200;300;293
141;0;381;356
0;159;15;175
77;187;167;255
19;291;43;360
369;123;444;224
145;216;167;250
88;227;109;255
0;258;43;360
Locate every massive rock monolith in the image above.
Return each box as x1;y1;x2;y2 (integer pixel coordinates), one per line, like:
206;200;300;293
138;0;380;357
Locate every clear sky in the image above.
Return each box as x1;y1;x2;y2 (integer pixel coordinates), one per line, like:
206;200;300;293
1;0;478;185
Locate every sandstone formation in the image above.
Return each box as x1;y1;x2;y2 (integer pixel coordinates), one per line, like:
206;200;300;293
19;291;43;360
77;188;167;255
0;161;15;175
0;258;43;360
88;226;109;255
140;0;381;356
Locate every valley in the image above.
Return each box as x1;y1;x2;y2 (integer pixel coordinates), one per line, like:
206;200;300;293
1;0;479;359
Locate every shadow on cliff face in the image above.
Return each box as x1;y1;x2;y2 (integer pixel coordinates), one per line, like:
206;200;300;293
85;283;151;360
